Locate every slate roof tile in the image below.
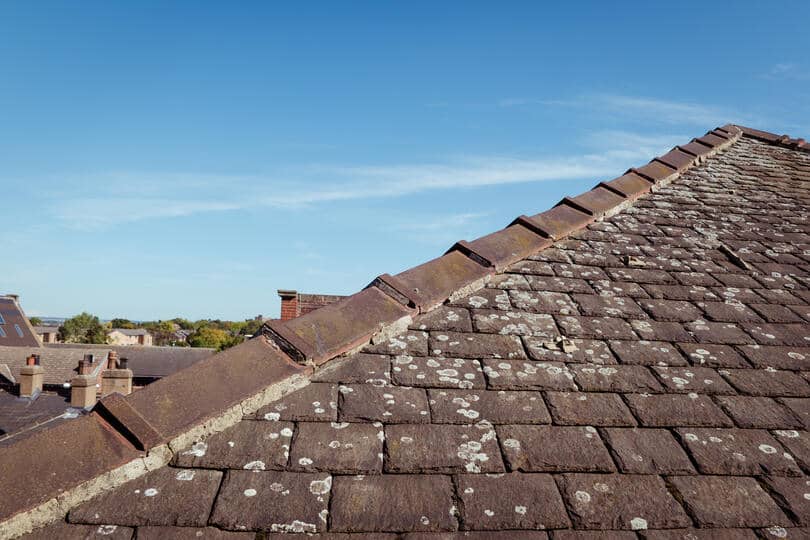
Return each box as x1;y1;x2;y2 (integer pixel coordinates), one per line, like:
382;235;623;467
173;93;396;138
602;427;695;474
557;473;691;530
457;473;570;530
330;475;457;532
209;470;331;533
500;424;613;473
68;468;223;528
427;388;550;425
669;475;791;528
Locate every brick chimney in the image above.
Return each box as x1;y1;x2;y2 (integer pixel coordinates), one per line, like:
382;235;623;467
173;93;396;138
101;351;133;397
19;354;43;398
278;289;299;321
70;354;97;408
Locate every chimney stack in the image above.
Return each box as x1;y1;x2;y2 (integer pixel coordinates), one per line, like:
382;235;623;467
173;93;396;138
278;289;299;321
78;354;94;375
19;354;43;398
100;352;133;397
71;355;97;408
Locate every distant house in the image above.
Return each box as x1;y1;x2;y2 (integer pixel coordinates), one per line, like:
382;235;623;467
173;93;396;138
34;326;60;344
0;294;41;348
172;329;193;344
107;328;153;346
277;289;347;321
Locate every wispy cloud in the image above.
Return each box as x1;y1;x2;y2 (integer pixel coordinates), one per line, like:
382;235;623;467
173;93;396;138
764;63;810;81
49;147;656;230
499;93;753;126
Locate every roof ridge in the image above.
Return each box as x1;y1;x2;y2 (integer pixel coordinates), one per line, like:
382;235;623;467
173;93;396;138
0;122;755;538
735;124;810;153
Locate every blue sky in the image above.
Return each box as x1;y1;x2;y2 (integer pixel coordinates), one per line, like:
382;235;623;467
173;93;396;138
1;2;809;321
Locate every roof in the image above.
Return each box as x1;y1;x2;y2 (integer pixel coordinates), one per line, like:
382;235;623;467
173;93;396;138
0;296;40;348
0;346;109;386
3;124;810;539
108;328;151;337
44;344;216;380
0;389;77;446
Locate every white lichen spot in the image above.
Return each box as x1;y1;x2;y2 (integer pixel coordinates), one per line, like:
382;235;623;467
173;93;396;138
574;490;591;503
143;488;158;497
514;505;527;515
96;525;118;535
309;476;332;495
182;441;208;457
243;488;257;497
264;412;281;421
244;460;266;470
630;517;648;530
299;457;314;466
759;444;777;454
280;427;293;437
484;509;495;517
502;438;521;449
175;470;196;481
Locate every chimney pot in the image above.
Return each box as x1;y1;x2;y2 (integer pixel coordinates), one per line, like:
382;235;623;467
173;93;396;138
107;350;119;369
101;355;133;397
19;356;44;398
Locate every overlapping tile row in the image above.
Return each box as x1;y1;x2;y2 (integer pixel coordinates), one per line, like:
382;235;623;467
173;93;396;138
23;134;810;538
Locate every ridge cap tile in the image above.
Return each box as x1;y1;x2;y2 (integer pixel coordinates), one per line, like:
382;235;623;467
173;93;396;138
0;414;141;525
264;286;413;364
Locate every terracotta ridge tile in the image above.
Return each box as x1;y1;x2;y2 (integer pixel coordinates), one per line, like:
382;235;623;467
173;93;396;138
262;286;414;365
736;124;810;153
93;392;164;451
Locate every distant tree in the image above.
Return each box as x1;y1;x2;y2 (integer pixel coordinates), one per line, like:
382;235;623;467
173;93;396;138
239;318;264;336
141;320;177;346
188;327;236;350
59;312;108;344
110;318;136;329
28;316;42;326
172;317;194;330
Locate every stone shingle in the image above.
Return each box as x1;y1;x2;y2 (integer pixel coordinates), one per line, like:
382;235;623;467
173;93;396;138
482;359;576;391
429;331;526;359
524;338;616;364
602;428;694;474
255;382;338;422
427;389;550;424
609;340;688;366
69;468;223;528
339;385;430;423
330;475;456;532
391;356;485;389
723;369;810;397
676;428;802;476
457;473;570;530
385;422;504;473
173;420;292;470
624;393;733;427
290;421;383;473
570;364;662;393
669;476;790;528
716;396;804;429
557;474;690;530
210;470;331;533
497;425;615;472
545;391;636;426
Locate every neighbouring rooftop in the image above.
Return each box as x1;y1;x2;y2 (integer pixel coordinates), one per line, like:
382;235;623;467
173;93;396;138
2;125;810;539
